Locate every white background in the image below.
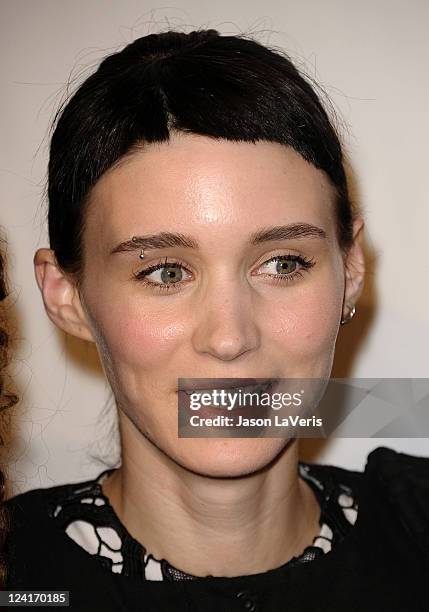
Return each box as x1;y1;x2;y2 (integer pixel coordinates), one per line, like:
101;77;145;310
1;0;428;495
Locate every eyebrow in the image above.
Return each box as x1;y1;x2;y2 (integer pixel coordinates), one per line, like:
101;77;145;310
110;223;327;255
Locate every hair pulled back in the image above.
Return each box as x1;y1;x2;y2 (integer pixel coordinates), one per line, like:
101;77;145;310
48;29;355;275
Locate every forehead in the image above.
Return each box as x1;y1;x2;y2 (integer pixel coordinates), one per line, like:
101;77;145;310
85;134;336;242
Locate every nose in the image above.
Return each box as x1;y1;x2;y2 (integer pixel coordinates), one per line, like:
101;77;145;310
191;280;260;362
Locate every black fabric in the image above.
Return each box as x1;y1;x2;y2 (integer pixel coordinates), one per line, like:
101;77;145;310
3;445;429;611
39;459;357;581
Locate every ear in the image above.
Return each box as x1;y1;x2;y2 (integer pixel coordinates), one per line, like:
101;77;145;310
342;217;366;322
34;248;95;343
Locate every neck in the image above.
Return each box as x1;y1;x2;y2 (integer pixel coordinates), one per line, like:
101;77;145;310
102;411;321;578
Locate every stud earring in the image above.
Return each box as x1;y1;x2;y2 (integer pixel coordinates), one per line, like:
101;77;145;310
340;305;356;325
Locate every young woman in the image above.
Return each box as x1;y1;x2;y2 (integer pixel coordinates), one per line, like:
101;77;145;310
4;30;429;610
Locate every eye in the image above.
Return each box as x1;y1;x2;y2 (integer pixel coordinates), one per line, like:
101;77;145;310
254;254;315;283
133;258;191;292
133;253;316;293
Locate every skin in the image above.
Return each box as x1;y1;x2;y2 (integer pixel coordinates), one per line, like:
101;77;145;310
35;133;365;577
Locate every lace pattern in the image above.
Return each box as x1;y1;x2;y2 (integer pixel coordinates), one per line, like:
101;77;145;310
46;462;358;581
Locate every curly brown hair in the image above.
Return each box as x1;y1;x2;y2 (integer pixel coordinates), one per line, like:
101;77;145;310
0;246;17;588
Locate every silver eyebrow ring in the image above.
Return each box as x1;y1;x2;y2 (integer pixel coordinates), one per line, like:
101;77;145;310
131;236;145;259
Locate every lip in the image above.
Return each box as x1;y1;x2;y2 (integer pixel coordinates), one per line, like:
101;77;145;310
178;379;280;420
178;378;274;391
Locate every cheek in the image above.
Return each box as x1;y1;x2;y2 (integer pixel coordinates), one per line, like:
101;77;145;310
90;298;186;373
269;279;342;355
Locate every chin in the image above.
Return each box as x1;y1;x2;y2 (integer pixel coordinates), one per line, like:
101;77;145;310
172;437;289;478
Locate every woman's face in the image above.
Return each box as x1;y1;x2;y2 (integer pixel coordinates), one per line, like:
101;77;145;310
78;133;347;477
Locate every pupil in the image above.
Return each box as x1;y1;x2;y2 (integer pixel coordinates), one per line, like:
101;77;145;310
161;266;182;283
277;259;296;274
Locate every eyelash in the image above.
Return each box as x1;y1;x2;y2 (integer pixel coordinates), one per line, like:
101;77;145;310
133;254;316;293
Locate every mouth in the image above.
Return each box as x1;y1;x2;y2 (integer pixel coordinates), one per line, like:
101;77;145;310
178;379;276;410
179;377;273;391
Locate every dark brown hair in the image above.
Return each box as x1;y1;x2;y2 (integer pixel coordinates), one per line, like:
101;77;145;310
0;245;17;588
48;29;357;277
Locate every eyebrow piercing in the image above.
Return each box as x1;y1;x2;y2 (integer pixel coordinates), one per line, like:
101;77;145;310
131;236;145;259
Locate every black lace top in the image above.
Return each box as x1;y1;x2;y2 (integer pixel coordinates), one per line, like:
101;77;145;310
45;461;358;581
5;447;429;611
